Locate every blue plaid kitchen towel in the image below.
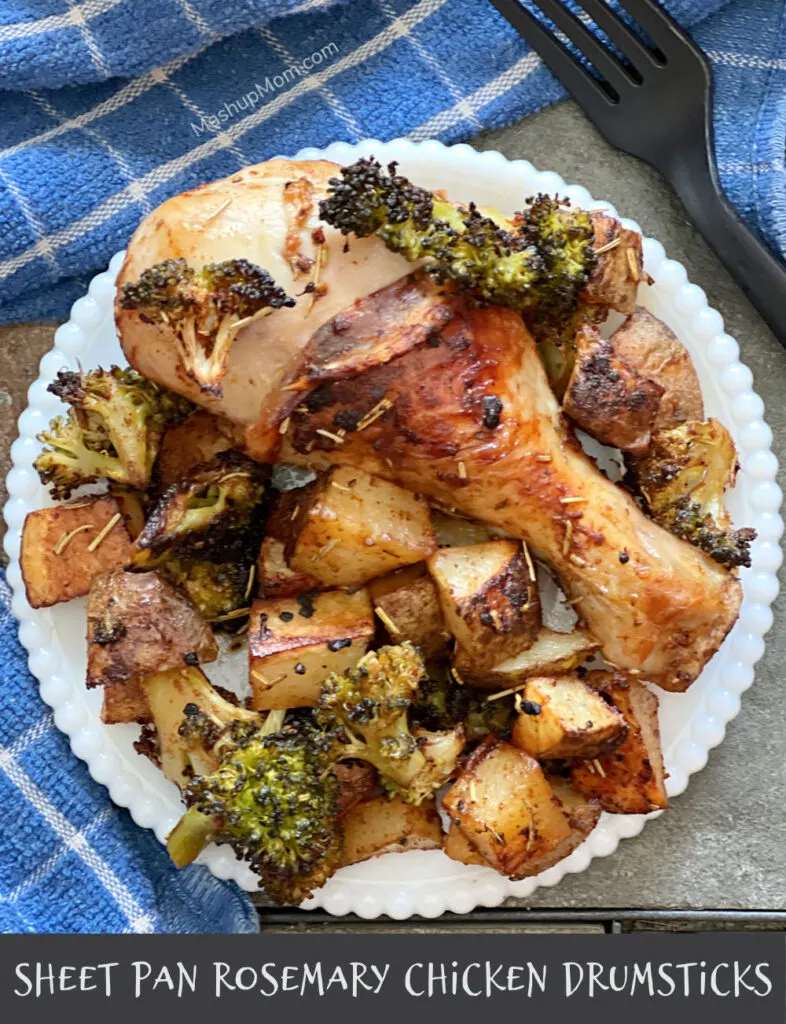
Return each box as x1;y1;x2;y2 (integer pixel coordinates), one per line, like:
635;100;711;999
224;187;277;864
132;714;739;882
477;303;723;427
1;0;785;933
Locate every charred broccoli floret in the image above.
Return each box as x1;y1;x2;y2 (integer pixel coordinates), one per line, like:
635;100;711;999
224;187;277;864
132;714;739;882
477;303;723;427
154;558;253;627
319;158;595;318
633;418;756;569
163;645;458;902
464;690;516;743
136;450;269;559
411;671;468;732
167;711;342;904
412;671;514;743
133;451;268;627
316;643;460;804
120;258;296;395
34;366;192;498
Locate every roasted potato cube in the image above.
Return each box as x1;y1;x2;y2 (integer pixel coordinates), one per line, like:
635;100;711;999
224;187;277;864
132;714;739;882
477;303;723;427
571;672;668;813
508;777;601;878
443;779;600;876
341;795;443;866
563;324;664;455
431;509;495;548
86;569;218;687
584;213;644;315
610;307;704;434
443;823;490;867
443;738;572;876
429;541;540;671
100;678;150;724
510;673;627;759
454;627;599;690
21;496;135;609
369;564;447;657
333;761;379;817
248;589;375;710
287;466;437;587
154;409;240;490
257;487;320;598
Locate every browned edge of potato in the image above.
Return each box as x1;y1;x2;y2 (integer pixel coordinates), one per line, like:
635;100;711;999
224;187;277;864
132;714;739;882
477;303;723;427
571;671;669;814
563;324;664;456
341;795;443;867
429;540;541;671
454;627;600;689
248;588;375;709
443;737;573;877
369;563;448;657
510;673;628;759
610;307;704;433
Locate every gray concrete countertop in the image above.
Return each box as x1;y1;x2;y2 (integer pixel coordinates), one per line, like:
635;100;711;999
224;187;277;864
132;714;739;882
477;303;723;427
1;100;783;912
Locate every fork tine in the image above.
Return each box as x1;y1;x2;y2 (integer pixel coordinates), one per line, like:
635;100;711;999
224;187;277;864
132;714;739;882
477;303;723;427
615;0;691;52
531;0;634;93
575;0;662;70
489;0;619;119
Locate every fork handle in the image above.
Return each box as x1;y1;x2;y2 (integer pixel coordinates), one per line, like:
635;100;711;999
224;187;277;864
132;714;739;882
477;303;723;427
665;156;786;346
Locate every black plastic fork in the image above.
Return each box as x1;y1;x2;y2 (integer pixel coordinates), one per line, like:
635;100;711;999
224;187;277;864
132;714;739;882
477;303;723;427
489;0;786;346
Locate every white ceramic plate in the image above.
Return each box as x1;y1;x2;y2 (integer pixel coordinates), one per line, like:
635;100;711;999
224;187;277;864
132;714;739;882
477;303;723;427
4;138;783;920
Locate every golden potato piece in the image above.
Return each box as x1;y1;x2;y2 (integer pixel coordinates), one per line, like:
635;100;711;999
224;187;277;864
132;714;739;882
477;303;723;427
100;678;150;724
21;496;135;609
508;777;601;879
248;588;375;710
443;823;490;867
571;672;668;814
510;673;627;759
429;541;540;671
443;779;600;877
563;324;664;455
584;212;644;315
86;569;218;687
454;627;600;690
610;307;704;433
288;466;436;588
369;564;447;658
341;795;443;867
443;738;572;876
154;409;240;490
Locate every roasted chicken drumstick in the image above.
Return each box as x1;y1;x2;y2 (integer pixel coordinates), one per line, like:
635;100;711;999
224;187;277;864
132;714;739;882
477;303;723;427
278;277;741;691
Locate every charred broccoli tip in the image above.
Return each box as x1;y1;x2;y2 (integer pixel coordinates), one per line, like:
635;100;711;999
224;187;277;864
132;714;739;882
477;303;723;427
634;419;756;569
35;365;192;498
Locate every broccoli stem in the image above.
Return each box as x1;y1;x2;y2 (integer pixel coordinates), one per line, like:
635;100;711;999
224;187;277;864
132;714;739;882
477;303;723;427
166;807;216;868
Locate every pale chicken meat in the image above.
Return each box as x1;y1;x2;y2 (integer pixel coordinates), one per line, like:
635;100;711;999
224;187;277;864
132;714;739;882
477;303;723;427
279;277;741;691
115;159;413;430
